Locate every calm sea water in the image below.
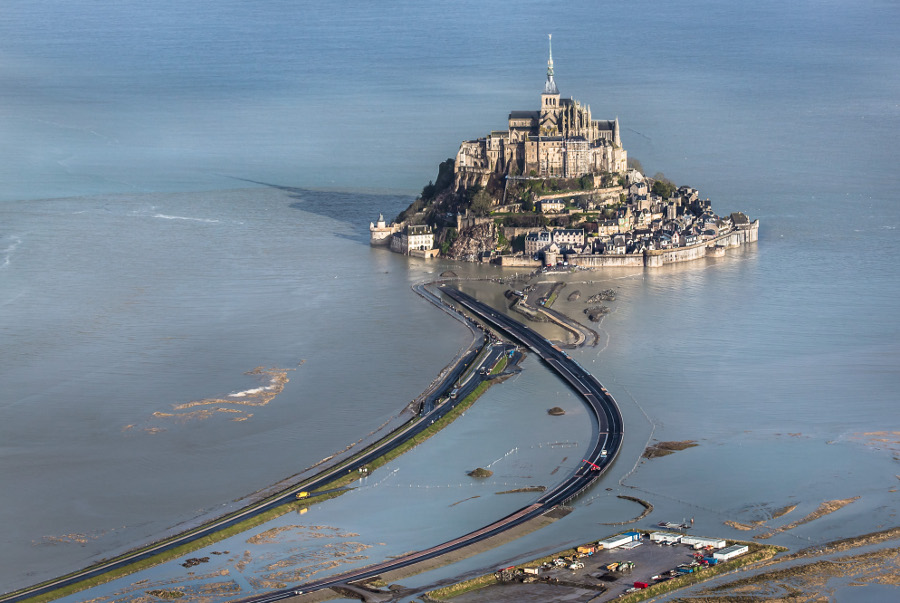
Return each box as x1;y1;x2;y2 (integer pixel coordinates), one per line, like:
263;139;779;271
1;0;898;597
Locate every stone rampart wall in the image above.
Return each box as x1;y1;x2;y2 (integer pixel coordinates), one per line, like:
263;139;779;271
502;226;543;240
456;214;496;230
498;256;542;267
534;186;624;202
566;221;759;268
409;249;440;259
570;254;646;267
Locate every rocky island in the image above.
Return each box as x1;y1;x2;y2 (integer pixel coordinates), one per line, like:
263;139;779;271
371;35;757;267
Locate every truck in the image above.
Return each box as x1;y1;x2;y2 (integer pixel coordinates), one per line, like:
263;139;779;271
295;491;309;500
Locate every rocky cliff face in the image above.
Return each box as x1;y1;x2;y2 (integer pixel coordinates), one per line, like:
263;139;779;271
446;222;498;262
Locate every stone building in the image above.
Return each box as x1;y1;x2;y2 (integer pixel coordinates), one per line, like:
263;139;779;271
538;199;565;213
369;214;399;246
390;224;435;255
524;230;553;256
455;35;627;190
525;228;585;255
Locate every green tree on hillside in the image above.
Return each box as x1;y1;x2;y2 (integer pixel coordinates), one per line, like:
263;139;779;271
522;195;535;213
652;172;677;199
469;189;493;216
420;181;436;201
579;174;593;190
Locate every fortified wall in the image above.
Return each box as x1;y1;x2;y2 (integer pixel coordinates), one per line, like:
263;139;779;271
498;220;759;268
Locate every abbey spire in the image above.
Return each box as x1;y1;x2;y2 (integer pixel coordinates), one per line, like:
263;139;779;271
453;34;628;189
544;34;559;95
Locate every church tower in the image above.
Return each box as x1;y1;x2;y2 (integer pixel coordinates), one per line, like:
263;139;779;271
539;34;561;135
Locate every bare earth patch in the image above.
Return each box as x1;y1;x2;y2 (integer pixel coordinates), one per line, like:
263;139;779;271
247;524;359;545
135;365;299;429
724;504;797;531
235;550;252;572
145;589;184;599
724;520;757;531
755;497;861;539
643;440;699;458
600;495;654;525
258;542;373;583
495;486;547;495
770;504;798;520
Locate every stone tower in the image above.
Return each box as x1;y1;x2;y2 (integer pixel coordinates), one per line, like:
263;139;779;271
369;213;398;246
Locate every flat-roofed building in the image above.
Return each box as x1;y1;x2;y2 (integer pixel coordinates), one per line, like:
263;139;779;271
681;536;727;549
598;534;635;550
713;544;749;561
650;531;683;544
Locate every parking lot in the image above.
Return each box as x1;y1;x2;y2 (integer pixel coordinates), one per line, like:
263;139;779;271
453;534;727;602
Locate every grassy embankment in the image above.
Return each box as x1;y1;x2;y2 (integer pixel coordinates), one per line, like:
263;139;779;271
312;352;508;493
9;350;508;603
425;574;500;601
543;282;566;308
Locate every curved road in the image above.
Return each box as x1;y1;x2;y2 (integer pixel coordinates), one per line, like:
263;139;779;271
443;287;624;505
0;292;496;603
235;286;624;602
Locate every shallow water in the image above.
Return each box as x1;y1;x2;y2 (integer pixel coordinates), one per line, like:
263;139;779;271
2;0;899;597
0;188;479;585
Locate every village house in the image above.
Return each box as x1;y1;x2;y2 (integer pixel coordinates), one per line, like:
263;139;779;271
538;199;565;213
525;228;585;256
524;230;553;255
390;224;435;255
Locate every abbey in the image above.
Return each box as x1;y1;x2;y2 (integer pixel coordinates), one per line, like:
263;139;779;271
455;36;627;191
